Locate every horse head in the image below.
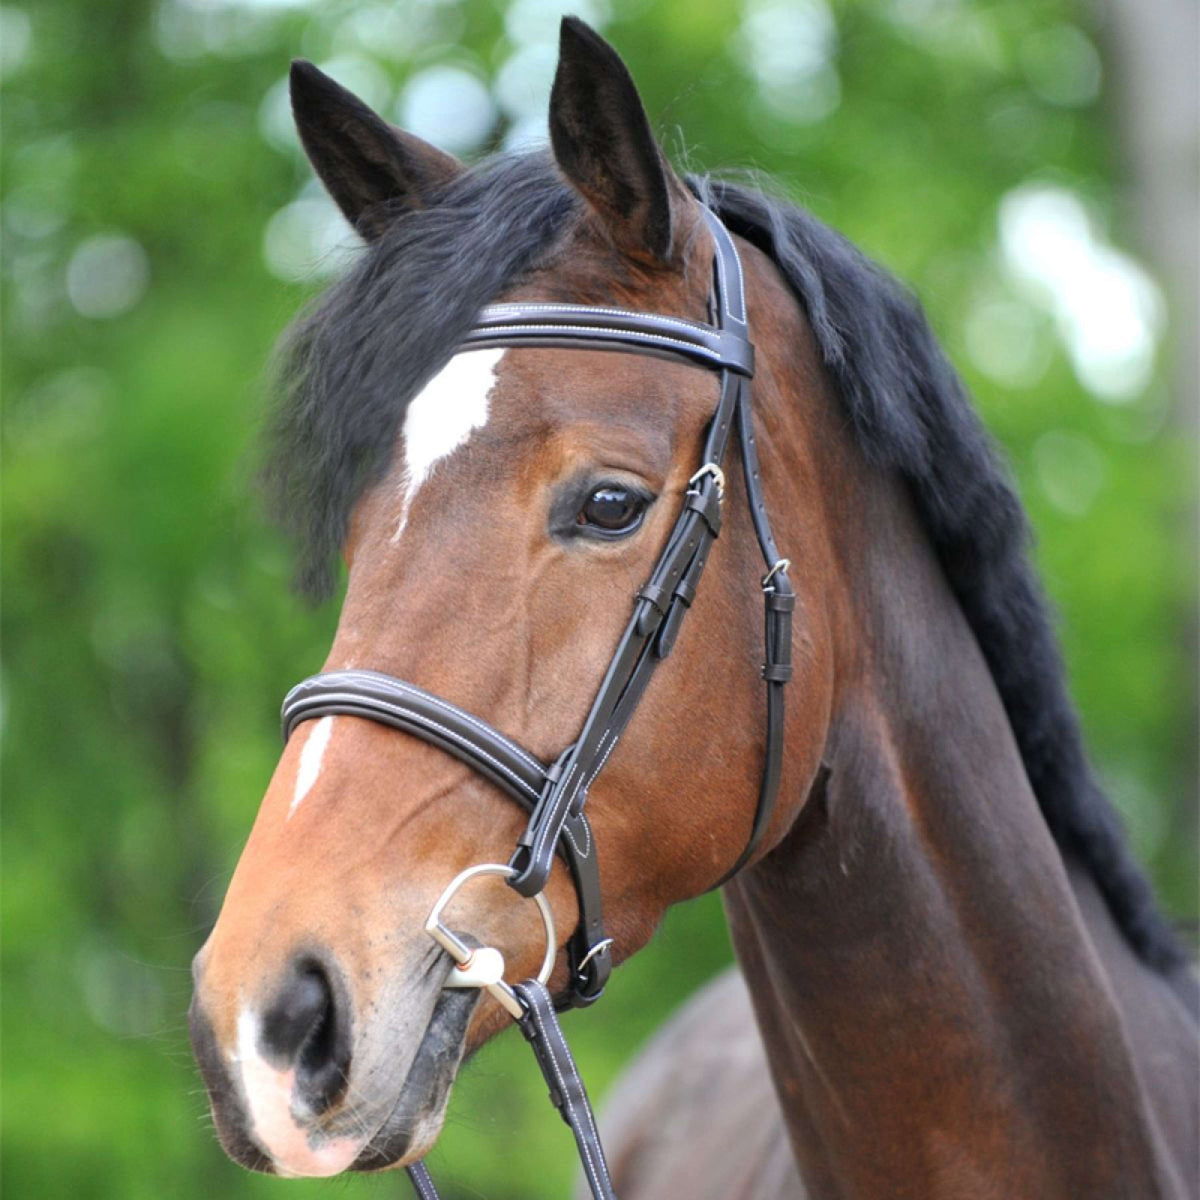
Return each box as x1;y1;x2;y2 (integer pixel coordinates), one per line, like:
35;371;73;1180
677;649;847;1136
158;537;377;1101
190;19;832;1178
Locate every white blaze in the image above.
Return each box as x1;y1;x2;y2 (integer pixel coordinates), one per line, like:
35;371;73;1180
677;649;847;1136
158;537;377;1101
290;715;334;818
393;347;506;540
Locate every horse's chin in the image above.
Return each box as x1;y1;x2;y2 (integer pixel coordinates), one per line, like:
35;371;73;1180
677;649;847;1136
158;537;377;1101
347;986;478;1172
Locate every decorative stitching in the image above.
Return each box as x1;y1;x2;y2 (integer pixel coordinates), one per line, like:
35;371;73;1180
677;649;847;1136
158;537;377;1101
528;758;579;873
479;303;712;338
583;731;620;792
289;670;545;775
340;670;547;775
561;815;590;859
463;323;741;370
518;984;613;1197
285;690;541;805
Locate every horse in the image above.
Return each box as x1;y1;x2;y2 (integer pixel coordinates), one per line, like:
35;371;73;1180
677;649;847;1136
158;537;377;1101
189;18;1199;1198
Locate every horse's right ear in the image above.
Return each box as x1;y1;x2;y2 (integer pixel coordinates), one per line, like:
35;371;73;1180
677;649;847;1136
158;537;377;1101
289;60;463;241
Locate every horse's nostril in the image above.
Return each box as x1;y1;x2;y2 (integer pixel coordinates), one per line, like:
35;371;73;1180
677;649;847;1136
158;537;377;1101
260;959;350;1113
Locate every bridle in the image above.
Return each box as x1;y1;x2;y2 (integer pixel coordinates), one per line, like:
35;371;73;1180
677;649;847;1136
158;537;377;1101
279;208;793;1198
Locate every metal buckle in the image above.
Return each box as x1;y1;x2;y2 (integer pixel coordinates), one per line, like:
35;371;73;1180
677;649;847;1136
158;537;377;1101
761;558;791;590
424;863;556;1020
575;937;614;978
688;462;726;499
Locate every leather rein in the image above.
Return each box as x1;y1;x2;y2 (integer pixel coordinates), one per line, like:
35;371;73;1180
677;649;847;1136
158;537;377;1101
280;208;793;1198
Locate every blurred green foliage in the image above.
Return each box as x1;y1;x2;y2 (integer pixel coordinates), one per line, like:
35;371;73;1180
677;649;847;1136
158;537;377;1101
2;0;1194;1197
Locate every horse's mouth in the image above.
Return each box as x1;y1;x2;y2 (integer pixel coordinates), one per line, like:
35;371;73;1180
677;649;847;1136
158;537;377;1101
192;969;479;1177
348;985;479;1171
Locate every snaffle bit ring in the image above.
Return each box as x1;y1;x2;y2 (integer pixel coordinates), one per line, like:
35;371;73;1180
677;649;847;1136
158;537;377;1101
423;863;556;1019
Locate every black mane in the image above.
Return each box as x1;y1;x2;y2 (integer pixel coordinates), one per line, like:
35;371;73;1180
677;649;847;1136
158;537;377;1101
265;151;1185;972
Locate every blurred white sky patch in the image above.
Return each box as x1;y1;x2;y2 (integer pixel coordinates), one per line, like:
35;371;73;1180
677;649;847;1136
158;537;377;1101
495;41;557;124
504;0;608;48
495;0;609;148
258;72;298;153
0;6;32;79
396;63;496;156
66;234;150;319
332;3;435;62
262;195;358;281
738;0;840;125
998;184;1164;404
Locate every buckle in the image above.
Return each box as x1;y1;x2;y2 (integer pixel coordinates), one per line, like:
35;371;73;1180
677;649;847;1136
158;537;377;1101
575;937;614;978
688;462;725;500
761;558;791;591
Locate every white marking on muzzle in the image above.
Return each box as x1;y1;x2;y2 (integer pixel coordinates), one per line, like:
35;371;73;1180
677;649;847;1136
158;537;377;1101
392;347;507;541
289;714;335;819
233;1007;362;1178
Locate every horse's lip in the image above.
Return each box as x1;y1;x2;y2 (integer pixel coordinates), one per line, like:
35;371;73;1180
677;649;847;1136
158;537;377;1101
350;984;479;1171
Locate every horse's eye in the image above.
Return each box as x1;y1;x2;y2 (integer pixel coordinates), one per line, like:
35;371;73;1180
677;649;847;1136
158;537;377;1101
576;486;647;535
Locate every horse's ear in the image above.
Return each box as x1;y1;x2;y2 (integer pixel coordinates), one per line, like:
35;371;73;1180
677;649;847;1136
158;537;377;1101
549;18;691;263
289;59;463;241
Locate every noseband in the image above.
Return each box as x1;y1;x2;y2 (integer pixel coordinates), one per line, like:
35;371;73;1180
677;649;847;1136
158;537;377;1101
280;208;793;1196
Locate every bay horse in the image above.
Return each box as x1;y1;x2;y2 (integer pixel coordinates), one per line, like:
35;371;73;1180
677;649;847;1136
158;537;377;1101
190;18;1199;1198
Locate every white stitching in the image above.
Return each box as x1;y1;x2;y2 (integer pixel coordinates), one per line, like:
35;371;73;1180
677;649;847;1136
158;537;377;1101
316;670;545;775
562;813;590;859
348;672;545;773
529;759;578;871
480;303;711;338
287;690;540;804
583;731;620;792
519;984;612;1195
466;322;734;368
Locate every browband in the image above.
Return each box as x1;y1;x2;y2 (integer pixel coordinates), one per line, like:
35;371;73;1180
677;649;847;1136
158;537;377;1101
282;207;793;1010
461;303;755;377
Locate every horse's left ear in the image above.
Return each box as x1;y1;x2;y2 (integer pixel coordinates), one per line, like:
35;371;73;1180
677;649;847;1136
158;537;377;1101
290;59;463;240
549;18;693;264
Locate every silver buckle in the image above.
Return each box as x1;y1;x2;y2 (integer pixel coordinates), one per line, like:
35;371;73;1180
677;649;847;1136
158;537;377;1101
424;863;556;1020
688;462;726;499
575;937;614;978
761;558;791;590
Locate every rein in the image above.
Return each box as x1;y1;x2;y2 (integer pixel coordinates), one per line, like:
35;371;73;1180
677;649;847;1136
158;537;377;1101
280;208;793;1198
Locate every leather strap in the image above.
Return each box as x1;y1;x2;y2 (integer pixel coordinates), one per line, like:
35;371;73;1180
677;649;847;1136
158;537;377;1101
513;981;617;1200
405;1162;440;1200
462;303;754;377
405;980;616;1200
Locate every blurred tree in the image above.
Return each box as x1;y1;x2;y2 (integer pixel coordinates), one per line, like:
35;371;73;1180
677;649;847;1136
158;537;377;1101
2;1;1194;1197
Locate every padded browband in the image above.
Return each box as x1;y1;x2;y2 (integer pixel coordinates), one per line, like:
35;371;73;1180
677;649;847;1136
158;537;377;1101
461;303;755;377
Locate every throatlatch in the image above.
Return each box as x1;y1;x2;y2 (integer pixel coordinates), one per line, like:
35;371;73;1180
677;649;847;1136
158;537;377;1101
279;207;793;1200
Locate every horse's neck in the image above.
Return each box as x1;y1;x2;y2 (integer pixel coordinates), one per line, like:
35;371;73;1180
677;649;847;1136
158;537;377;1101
723;458;1171;1197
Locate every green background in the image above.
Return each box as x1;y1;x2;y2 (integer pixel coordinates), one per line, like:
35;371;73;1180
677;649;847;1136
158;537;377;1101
3;0;1195;1196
